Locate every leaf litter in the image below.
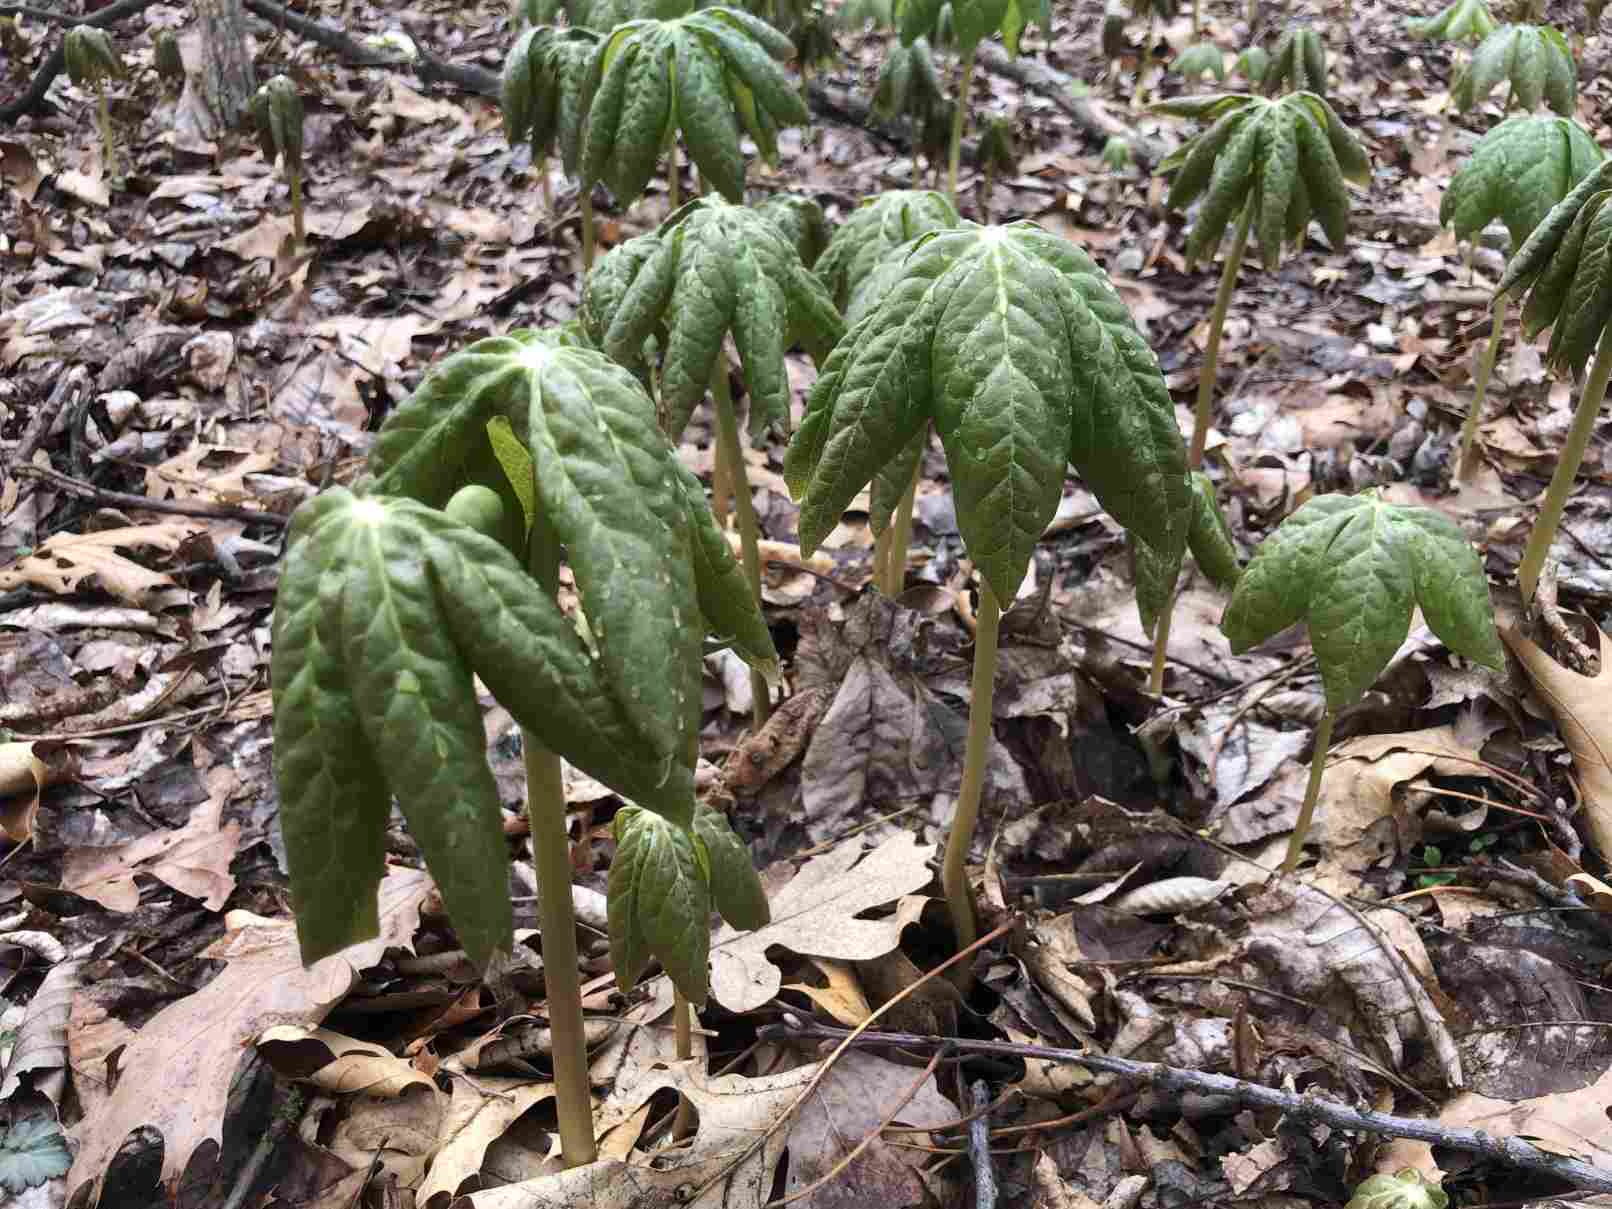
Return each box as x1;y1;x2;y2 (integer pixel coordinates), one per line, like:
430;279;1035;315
7;0;1612;1203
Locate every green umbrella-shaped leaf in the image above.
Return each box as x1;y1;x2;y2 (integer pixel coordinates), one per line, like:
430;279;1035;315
1408;0;1496;42
1222;491;1503;712
1442;114;1603;250
1452;24;1576;115
816;189;962;310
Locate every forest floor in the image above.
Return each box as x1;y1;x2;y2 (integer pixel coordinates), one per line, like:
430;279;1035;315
4;0;1612;1207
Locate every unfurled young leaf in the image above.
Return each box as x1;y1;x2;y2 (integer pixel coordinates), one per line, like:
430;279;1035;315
1407;0;1497;41
609;806;712;1003
1451;23;1575;114
1101;135;1133;170
1154;91;1370;269
814;188;961;310
1263;26;1327;96
581;7;807;205
1174;41;1226;83
787;221;1192;604
500;24;599;179
1221;490;1504;712
896;0;1051;54
63;24;124;86
1346;1170;1451;1209
1441;113;1602;250
756;192;830;268
1497;158;1612;375
564;0;693;29
581;195;843;439
693;800;770;930
1233;45;1269;83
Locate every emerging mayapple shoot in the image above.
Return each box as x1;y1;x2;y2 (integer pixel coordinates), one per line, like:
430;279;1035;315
1407;0;1497;42
872;35;948;187
153;31;184;87
1441;114;1602;479
500;25;599;214
1173;42;1227;88
976;116;1018;223
1263;25;1327;96
251;75;306;245
1223;490;1504;871
1496;158;1612;603
1149;89;1369;689
1451;23;1575;114
64;25;125;178
580;8;807;208
787;222;1191;953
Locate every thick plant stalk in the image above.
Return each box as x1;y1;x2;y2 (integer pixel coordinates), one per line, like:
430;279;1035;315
1189;200;1254;469
942;583;1002;959
1150;200;1253;691
1193;0;1201;34
947;49;977;206
1281;711;1334;872
288;164;305;245
1456;294;1508;482
711;356;771;728
666;131;681;211
523;731;598;1167
1133;14;1154;108
671;992;694;1140
95;83;116;177
540;153;554;212
581;189;596;271
1518;324;1612;604
876;457;922;597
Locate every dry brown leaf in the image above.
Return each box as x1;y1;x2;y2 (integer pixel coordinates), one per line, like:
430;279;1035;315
0;740;71;843
0;957;84;1106
420;1078;557;1207
258;1025;437;1097
0;521;203;604
784;958;872;1027
1506;625;1612;859
60;767;241;911
67;866;435;1204
1312;725;1485;872
709;832;935;1013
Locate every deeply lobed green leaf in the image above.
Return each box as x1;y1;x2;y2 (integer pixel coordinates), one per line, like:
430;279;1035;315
788;221;1191;604
1263;26;1327;97
815;189;962;311
582;195;843;440
500;25;599;177
1407;0;1497;42
1451;23;1576;115
1174;41;1226;82
1441;114;1603;251
896;0;1049;53
580;7;807;205
1221;490;1504;712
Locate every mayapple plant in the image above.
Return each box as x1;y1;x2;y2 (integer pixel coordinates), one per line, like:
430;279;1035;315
812;189;962;596
1451;23;1575;114
1147;89;1369;691
153;30;184;88
1102;134;1135;171
786;221;1192;954
1222;490;1504;871
1407;0;1498;42
1173;42;1228;90
581;8;806;211
271;328;778;1167
64;25;125;179
894;0;1051;200
500;23;599;215
1263;26;1328;97
251;75;307;246
1440;114;1602;480
581;195;843;724
871;34;948;187
756;191;830;268
1233;45;1270;86
976;116;1017;224
1115;0;1176;106
1495;157;1612;604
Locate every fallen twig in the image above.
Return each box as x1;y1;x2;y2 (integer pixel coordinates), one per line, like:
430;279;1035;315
11;463;290;527
769;1018;1612;1196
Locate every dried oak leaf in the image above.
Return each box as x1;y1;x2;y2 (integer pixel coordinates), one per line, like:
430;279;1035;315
0;521;203;605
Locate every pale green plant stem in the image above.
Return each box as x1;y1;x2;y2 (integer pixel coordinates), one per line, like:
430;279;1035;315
1281;710;1334;873
1246;0;1257;28
875;456;922;597
289;165;305;246
523;731;598;1167
539;153;554;213
581;189;596;271
1518;323;1612;605
671;994;694;1139
711;355;771;729
1133;14;1153;108
942;583;1002;963
1192;0;1201;35
980;160;995;225
947;49;977;207
96;83;116;178
1456;293;1508;482
666;129;681;211
1149;201;1253;693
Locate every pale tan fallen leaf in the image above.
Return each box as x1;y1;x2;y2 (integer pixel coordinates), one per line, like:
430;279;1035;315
0;521;203;605
258;1025;437;1097
1506;625;1612;860
0;957;84;1106
0;740;71;843
709;832;936;1013
61;767;241;911
67;866;435;1204
1311;725;1486;872
784;958;872;1027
